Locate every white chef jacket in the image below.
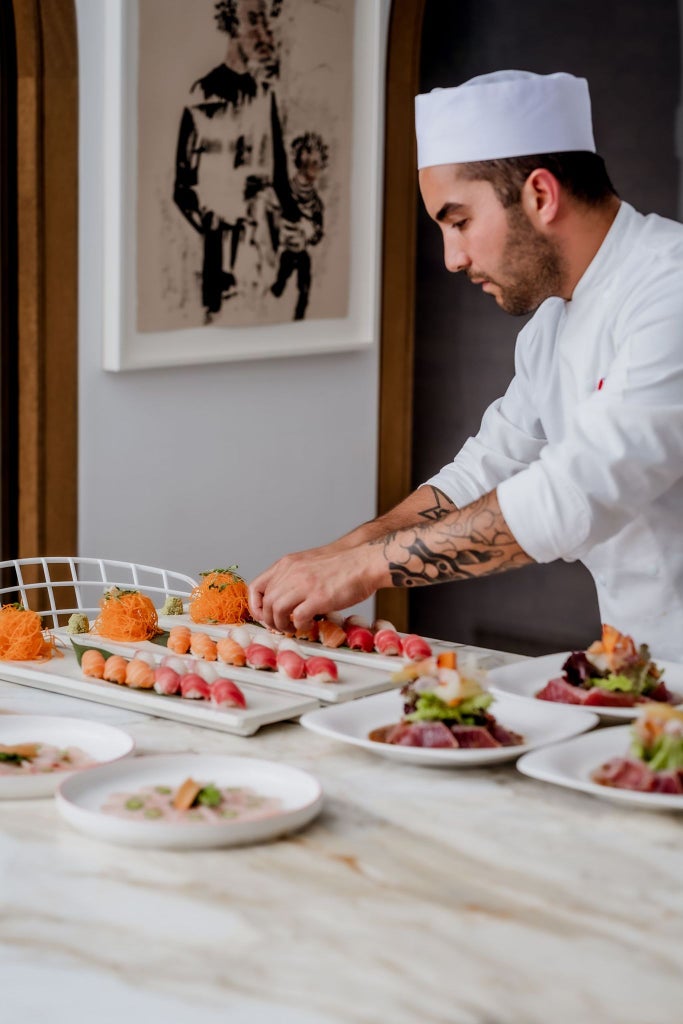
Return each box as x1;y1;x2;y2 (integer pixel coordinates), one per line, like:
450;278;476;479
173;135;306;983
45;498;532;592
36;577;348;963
425;201;683;661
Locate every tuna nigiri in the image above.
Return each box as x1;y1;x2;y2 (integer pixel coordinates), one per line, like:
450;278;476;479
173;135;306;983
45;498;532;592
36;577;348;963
318;618;346;649
125;658;156;689
103;654;128;684
345;625;374;653
245;642;277;671
374;628;403;656
81;649;105;679
211;678;247;709
217;636;246;666
167;625;192;655
277;648;307;679
402;634;432;662
180;674;210;700
305;655;339;684
154;666;182;696
190;632;218;661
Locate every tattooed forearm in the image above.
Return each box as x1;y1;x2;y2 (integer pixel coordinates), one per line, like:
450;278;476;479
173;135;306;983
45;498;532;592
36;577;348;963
380;490;532;588
418;486;457;522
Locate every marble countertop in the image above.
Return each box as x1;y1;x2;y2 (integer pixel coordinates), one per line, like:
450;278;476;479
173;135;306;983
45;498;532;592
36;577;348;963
2;649;683;1024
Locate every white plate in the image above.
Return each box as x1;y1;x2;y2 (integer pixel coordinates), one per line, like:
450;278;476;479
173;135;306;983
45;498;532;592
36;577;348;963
299;690;598;766
517;726;683;810
56;754;323;848
487;654;683;721
0;715;134;799
0;651;318;735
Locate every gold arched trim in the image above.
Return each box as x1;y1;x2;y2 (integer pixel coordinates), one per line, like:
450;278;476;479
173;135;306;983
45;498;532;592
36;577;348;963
14;0;78;558
376;0;425;630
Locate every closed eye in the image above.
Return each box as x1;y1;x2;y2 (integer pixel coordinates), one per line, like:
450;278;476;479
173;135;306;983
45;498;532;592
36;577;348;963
452;219;468;230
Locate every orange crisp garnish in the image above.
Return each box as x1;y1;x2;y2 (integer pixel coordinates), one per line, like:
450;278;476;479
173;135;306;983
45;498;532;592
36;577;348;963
92;589;161;642
189;568;250;625
0;604;58;661
437;651;457;670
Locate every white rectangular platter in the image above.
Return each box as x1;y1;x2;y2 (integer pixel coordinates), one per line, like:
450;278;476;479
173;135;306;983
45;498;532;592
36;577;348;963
0;649;318;736
64;626;403;704
155;614;455;674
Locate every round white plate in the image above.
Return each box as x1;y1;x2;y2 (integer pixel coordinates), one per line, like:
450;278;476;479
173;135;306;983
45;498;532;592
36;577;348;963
487;654;683;721
517;725;683;810
56;754;323;848
0;716;134;799
299;690;598;766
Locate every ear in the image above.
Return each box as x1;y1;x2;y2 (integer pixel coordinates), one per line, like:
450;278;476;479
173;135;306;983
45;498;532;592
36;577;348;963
521;168;561;228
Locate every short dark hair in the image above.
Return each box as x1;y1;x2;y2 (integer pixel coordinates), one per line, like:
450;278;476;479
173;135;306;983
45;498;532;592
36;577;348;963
458;151;618;208
214;0;283;37
292;132;329;170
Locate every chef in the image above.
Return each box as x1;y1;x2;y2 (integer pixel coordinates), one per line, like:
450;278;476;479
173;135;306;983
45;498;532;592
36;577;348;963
250;70;683;661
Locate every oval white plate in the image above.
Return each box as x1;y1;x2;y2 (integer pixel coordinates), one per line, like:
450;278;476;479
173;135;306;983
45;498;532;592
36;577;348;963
299;690;598;766
56;754;323;848
0;716;134;799
517;726;683;810
488;654;683;721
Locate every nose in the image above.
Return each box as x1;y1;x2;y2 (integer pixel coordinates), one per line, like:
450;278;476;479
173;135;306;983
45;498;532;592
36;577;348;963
443;237;470;274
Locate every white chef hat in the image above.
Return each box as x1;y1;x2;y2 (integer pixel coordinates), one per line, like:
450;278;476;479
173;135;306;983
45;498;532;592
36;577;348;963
415;70;595;170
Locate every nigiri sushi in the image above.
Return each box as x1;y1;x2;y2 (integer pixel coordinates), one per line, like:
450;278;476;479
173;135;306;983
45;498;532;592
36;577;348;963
402;634;432;662
195;661;218;684
345;625;374;653
245;642;277;671
343;614;370;630
125;658;156;689
180;674;210;700
277;648;307;679
154;666;182;696
305;655;339;683
295;621;319;643
167;625;192;655
318;618;346;649
161;654;188;674
81;649;105;679
189;632;218;661
374;628;403;656
230;625;253;648
103;655;128;684
216;636;246;666
211;678;247;709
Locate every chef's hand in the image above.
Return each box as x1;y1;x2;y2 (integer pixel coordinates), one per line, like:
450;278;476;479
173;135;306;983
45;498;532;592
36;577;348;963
249;544;386;633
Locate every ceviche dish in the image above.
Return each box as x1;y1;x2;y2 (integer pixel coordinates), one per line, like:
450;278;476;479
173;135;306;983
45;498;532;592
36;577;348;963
102;776;283;823
592;705;683;794
369;652;524;749
536;625;675;708
0;743;95;775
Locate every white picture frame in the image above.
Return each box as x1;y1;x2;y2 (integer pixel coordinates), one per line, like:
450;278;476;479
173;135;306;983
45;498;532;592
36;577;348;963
101;0;385;371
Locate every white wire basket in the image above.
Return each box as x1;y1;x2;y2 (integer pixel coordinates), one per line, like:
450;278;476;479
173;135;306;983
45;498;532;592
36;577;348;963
0;557;198;628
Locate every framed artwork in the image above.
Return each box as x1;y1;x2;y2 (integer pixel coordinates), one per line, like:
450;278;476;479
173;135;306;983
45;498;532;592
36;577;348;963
102;0;383;371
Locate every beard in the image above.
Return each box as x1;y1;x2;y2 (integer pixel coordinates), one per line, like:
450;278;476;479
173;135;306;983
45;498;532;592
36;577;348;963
485;206;566;316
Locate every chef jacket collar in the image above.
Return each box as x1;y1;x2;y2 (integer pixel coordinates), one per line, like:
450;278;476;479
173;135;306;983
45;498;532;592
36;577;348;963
569;200;632;304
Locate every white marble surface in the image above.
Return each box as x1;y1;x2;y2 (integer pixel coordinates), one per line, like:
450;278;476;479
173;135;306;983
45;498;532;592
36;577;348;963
2;650;683;1024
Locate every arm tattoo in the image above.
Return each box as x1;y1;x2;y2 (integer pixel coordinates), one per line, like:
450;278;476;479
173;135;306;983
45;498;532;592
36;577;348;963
382;491;532;588
418;486;456;522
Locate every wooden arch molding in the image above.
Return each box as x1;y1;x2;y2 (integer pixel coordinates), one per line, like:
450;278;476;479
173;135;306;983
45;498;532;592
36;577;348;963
11;0;78;560
375;0;426;630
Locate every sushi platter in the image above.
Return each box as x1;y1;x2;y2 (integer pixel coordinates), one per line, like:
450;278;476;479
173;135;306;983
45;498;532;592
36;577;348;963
0;647;318;736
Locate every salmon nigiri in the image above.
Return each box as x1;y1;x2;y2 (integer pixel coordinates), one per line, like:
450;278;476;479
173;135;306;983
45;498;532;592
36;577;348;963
190;632;218;661
81;649;105;679
167;625;192;655
295;621;319;643
125;658;156;689
216;636;246;666
103;654;128;684
318;618;346;649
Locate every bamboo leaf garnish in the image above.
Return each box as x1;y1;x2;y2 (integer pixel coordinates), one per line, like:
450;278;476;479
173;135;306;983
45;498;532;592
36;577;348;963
70;639;117;666
148;630;171;648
